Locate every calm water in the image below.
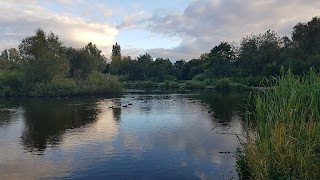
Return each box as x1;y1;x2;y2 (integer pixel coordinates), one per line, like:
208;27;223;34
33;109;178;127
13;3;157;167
0;91;248;179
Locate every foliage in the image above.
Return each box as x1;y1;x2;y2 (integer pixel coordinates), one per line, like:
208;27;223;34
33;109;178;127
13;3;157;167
133;81;157;89
0;70;24;96
1;16;320;96
66;47;103;79
23;51;70;83
185;80;205;89
79;71;123;94
29;78;78;96
215;78;231;90
239;69;320;179
161;81;180;89
0;29;122;97
192;73;206;81
106;16;320;87
112;42;121;57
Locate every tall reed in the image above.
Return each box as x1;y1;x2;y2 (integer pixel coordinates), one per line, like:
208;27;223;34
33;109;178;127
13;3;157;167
239;69;320;179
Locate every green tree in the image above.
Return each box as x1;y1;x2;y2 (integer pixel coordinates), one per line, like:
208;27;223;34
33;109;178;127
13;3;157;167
151;58;174;82
0;48;21;70
19;29;69;83
237;30;282;76
183;58;206;80
135;53;153;80
206;42;236;78
112;42;121;57
292;16;320;55
66;46;104;79
109;56;134;76
174;60;186;80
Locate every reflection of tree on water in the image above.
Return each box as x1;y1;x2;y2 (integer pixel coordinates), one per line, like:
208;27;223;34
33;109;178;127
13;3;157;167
0;98;24;127
196;91;247;124
20;98;100;154
112;107;121;123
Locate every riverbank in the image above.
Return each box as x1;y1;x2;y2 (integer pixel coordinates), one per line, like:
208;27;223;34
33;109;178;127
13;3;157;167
123;79;261;91
237;70;320;179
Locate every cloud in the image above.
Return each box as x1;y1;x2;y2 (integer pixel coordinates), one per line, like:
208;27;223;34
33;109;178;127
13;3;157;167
0;1;117;56
120;0;320;60
116;11;150;30
56;0;74;4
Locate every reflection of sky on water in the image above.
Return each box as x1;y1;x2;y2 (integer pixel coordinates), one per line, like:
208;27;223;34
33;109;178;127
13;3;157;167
0;92;247;179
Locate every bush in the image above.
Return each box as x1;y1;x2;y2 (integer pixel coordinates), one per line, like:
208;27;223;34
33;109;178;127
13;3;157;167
185;80;205;89
134;81;157;89
79;71;122;94
29;78;78;96
234;76;264;86
0;70;24;96
161;81;180;89
230;83;248;91
192;73;206;81
215;78;231;90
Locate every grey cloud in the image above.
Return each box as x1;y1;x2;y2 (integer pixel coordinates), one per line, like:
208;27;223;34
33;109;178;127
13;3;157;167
116;11;150;30
125;0;320;61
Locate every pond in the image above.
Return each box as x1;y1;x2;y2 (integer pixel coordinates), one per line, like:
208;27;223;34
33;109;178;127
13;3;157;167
0;90;248;179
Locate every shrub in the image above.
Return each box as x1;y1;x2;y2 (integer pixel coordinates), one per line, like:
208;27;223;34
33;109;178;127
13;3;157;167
215;78;231;90
185;80;205;89
192;73;206;81
0;70;24;96
29;78;78;96
161;81;180;89
79;71;122;94
134;81;157;89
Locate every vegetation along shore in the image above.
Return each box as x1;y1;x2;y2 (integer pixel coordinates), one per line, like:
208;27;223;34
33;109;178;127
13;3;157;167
0;16;320;96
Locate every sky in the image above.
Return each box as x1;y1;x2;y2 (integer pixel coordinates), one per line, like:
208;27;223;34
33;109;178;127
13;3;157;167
0;0;319;61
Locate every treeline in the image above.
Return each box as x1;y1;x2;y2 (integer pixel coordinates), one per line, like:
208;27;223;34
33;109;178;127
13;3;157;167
0;29;122;96
1;16;320;96
108;16;320;86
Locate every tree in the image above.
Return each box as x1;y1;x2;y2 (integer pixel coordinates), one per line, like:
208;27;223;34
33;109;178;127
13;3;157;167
237;30;282;76
136;53;153;80
112;42;121;57
206;42;236;78
0;48;21;70
151;58;174;82
19;29;69;83
183;58;206;80
109;56;134;76
174;60;186;80
19;29;64;61
292;16;320;55
84;42;106;72
66;45;105;79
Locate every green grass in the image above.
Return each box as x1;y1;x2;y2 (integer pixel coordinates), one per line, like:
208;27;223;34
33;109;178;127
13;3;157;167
238;69;320;179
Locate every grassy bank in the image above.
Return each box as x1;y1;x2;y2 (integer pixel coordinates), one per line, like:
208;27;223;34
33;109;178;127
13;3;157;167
237;70;320;179
123;78;250;91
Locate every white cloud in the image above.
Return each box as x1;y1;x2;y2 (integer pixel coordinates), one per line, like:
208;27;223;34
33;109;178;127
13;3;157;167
0;1;117;56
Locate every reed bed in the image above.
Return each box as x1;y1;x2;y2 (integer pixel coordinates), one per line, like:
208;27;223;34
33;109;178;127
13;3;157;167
239;70;320;179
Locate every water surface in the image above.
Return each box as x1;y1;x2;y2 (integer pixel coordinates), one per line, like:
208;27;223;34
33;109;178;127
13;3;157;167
0;91;248;179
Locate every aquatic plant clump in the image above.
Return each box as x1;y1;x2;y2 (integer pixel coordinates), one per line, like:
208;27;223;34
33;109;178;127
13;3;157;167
239;69;320;179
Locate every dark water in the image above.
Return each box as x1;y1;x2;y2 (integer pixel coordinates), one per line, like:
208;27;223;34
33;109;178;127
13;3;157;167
0;91;248;179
